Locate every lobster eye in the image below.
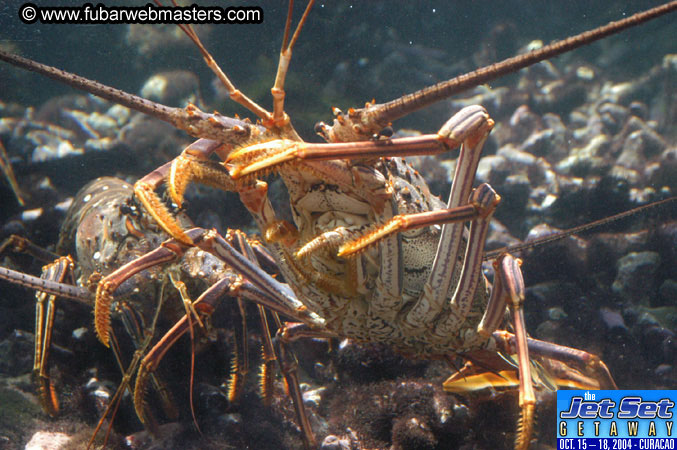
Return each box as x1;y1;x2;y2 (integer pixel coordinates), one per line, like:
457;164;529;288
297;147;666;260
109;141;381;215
376;126;393;139
314;121;329;140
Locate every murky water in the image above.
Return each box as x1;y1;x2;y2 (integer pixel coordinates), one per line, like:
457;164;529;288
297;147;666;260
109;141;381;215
0;1;675;449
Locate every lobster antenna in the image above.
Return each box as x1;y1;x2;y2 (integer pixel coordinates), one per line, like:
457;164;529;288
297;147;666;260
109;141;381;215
483;196;677;260
0;266;91;303
0;48;180;123
271;0;315;126
152;0;273;123
377;1;677;124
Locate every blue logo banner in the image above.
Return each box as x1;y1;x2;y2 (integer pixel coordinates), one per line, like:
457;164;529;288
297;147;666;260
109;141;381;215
557;390;676;449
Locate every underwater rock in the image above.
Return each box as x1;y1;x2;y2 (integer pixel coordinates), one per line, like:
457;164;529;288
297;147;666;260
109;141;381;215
506;104;542;144
556;134;610;176
658;279;677;306
522;224;588;282
25;431;71;450
521;127;559;158
597;102;629;135
612;251;662;305
83;374;115;420
196;382;229;415
125;23;209;58
139;71;201;108
476;154;508;186
124;422;185;450
657;222;677;279
648;147;677;193
0;384;43;449
391;416;437;450
617;126;666;171
320;435;352;450
335;340;427;382
599;307;628;332
302;386;326;409
585;230;652;276
0;330;33;377
322;377;467;450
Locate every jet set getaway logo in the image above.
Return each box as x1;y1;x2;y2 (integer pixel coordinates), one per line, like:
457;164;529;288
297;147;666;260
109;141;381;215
557;390;677;449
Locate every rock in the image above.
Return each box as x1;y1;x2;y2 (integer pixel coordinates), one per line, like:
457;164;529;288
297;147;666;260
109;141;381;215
629;101;649;120
321;435;351;450
139;71;201;108
617;128;667;170
658;279;677;307
648;147;677;193
392;416;436;450
599;307;627;332
0;330;33;376
476;154;508;186
597;102;629;134
25;431;71;450
507;105;541;143
556;134;610;176
612;251;662;305
303;386;326;408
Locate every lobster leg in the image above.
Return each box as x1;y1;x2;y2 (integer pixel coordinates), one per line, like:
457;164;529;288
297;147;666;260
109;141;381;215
276;323;347;448
226;295;251;405
33;256;74;416
126;230;324;448
227;105;494;178
94;233;188;347
446;253;616;449
443;253;535;450
115;299;178;422
190;228;325;327
130;273;317;422
233;229;318;449
131;230;309;421
0;239;88;416
133;139;230;246
492;331;617;391
444;336;615;395
89;279;170;447
132;273;239;428
131;282;323;449
431;184;500;341
0;139;25;206
276;323;339;450
229;230;271;406
95;227;325;358
0;234;61;263
227;230;293;405
409;107;493;332
494;253;535;450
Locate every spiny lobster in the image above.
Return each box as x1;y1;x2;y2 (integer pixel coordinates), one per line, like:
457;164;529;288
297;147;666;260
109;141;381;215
0;1;675;449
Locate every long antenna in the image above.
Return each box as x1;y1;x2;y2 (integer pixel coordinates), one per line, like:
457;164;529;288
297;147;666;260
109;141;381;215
377;1;677;124
484;197;677;260
0;266;91;303
320;1;677;142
